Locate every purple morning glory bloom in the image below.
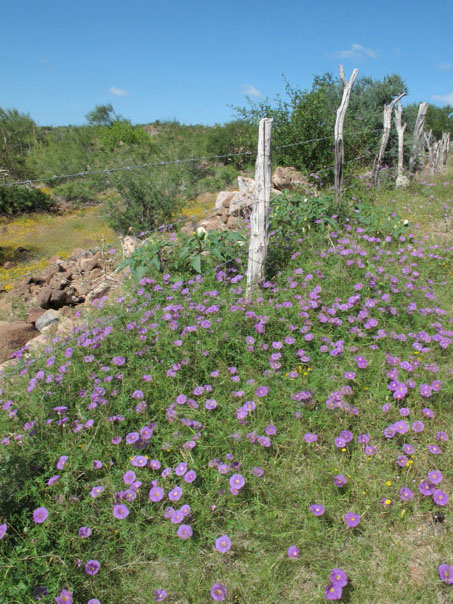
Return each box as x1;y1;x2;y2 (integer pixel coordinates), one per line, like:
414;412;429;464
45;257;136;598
215;535;232;553
154;589;167;601
334;475;347;488
229;474;245;490
325;583;343;600
330;569;348;587
55;589;73;604
33;507;49;524
432;489;449;506
344;512;361;528
210;583;228;601
176;524;193;539
438;564;453;585
399;487;414;502
85;559;101;575
149;487;165;502
78;526;91;538
0;523;7;539
310;504;325;516
427;470;443;485
112;504;129;519
304;433;317;443
287;545;300;558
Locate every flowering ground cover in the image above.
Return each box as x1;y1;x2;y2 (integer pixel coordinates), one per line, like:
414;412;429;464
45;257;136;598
0;168;451;603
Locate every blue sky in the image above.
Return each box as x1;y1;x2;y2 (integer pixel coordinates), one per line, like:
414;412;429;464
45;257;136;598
2;0;452;126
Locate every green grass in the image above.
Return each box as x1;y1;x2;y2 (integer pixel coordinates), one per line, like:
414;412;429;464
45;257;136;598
0;163;451;604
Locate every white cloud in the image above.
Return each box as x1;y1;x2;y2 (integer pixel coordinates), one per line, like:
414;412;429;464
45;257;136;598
330;43;378;61
242;84;261;97
437;62;452;71
432;92;453;104
109;86;129;97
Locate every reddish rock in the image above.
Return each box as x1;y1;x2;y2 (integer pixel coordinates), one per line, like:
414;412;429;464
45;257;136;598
27;308;46;325
0;321;38;363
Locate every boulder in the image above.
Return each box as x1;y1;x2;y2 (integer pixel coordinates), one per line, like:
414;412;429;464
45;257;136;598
35;309;61;332
215;191;236;211
229;192;254;217
272;166;309;191
396;175;410;189
0;321;38;363
237;176;255;195
120;236;142;259
27;307;46;325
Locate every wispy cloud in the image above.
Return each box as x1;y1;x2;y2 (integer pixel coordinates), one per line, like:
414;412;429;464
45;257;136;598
242;84;261;97
109;86;129;97
329;43;378;61
437;62;452;71
432;92;453;104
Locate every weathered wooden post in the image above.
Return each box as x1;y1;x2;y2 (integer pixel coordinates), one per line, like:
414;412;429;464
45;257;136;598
441;132;450;166
372;92;406;185
335;65;359;201
245;118;273;299
394;99;409;188
409;102;429;173
424;130;435;175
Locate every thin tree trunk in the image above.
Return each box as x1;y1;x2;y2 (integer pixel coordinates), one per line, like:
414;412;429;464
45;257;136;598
372;92;406;185
394;100;408;187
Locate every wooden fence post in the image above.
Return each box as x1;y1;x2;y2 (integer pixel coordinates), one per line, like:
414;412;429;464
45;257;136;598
409;102;429;173
372;92;406;185
394;99;409;188
245;118;273;299
335;65;359;201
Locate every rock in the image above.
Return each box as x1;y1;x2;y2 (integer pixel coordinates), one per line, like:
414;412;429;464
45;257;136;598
229;192;254;216
27;308;46;325
2;261;14;269
89;268;104;281
198;217;227;232
0;321;38;363
272;166;309;191
37;286;53;309
79;252;101;273
35;309;61;332
215;191;236;211
237;176;255;195
25;332;51;354
396;174;410;188
120;236;142;259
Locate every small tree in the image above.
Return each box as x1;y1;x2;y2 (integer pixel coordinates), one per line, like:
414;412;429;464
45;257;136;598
85;103;118;127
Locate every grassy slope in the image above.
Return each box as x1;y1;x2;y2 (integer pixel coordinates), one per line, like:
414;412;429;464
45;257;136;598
0;165;451;604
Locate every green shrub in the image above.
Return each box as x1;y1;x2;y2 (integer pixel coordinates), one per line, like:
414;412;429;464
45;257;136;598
0;186;55;216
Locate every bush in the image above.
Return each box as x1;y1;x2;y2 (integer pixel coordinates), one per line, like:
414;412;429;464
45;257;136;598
0;186;55;216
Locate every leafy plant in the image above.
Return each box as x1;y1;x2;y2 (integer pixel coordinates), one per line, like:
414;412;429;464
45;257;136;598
117;238;177;282
178;227;245;274
353;201;410;239
270;191;338;239
0;186;55;216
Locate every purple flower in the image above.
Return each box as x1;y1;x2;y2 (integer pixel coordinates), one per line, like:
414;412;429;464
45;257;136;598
334;437;346;448
112;504;129;519
85;559;101;575
310;504;325;516
325;583;343;600
256;386;269;397
428;444;442;455
412;421;424;433
177;524;193;539
427;470;443;485
92;460;103;469
56;456;68;470
435;431;449;442
33;507;49;524
344;512;361;528
422;407;434;418
87;599;101;604
304;433;317;443
330;569;348;587
215;535;232;553
432;489;449;506
47;475;60;486
149;487;165;502
123;471;136;485
339;430;353;443
251;467;264;477
402;443;414;455
419;383;432;397
398;487;414;502
210;583;228;601
438;564;453;585
90;486;105;498
397;455;409;467
334;475;347;488
184;470;197;483
419;481;434;496
55;589;73;604
175;462;187;476
112;356;125;366
229;474;245;490
0;523;7;539
130;456;147;467
168;486;183;502
154;589;167;601
78;526;92;538
287;545;300;558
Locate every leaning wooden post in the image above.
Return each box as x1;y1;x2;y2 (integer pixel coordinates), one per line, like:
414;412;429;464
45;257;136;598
409;102;429;173
373;92;406;185
394;99;409;188
245;118;273;299
335;65;359;201
424;131;435;175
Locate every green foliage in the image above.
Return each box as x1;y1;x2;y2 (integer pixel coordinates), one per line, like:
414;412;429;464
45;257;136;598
85;103;118;126
106;165;187;234
0;186;55;216
353;201;409;239
99;121;153;151
0;108;37;180
117;239;177;281
270;191;339;239
425;104;453;138
178;227;245;273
